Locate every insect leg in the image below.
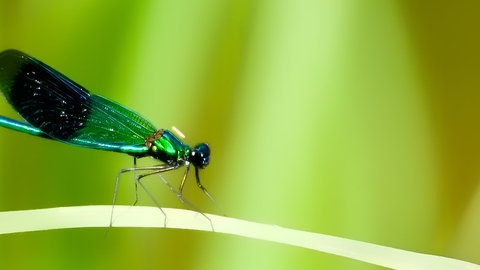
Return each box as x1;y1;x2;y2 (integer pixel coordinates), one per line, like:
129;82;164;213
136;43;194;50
110;164;175;228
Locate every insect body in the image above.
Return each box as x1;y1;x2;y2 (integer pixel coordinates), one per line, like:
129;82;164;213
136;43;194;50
0;49;219;226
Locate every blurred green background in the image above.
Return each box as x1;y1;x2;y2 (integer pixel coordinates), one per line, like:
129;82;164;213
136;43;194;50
0;1;479;269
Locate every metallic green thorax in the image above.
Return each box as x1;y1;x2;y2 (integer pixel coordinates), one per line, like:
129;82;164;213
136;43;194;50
0;49;211;171
148;129;190;166
0;50;215;212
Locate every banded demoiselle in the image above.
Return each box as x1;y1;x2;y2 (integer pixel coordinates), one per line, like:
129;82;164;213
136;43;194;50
0;49;220;226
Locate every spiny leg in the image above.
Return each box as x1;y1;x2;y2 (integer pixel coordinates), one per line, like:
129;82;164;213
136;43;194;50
133;168;213;230
194;166;226;216
133;157;139;206
110;167;130;227
177;165;226;217
110;164;215;230
156;173;214;231
155;173;205;212
175;165;213;213
177;164;190;202
133;166;178;225
110;164;176;228
135;170;169;227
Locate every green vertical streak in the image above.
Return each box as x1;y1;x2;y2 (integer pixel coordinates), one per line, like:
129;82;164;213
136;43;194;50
213;1;438;269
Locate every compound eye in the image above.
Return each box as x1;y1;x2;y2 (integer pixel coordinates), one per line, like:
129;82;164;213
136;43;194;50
191;143;210;169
